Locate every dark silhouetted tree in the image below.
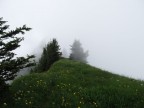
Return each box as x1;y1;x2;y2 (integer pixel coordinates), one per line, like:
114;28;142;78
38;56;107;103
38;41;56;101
33;39;62;72
0;18;35;104
69;40;88;63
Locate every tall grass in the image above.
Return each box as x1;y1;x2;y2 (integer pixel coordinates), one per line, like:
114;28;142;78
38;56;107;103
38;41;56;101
4;59;144;108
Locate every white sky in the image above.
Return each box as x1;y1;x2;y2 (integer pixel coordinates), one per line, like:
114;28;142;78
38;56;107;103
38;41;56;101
1;0;144;80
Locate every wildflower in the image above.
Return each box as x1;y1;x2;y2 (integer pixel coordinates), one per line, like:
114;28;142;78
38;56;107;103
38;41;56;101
18;97;21;100
3;103;7;106
93;102;97;105
27;91;30;93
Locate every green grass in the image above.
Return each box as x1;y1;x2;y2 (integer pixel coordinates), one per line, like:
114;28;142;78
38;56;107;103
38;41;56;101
3;59;144;108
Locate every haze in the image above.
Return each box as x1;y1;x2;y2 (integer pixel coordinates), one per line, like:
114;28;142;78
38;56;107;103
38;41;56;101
1;0;144;80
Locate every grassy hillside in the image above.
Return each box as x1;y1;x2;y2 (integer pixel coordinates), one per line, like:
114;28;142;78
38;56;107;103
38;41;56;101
6;59;144;108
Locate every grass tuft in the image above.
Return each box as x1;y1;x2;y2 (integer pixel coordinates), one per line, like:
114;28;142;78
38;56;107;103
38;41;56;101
5;59;144;108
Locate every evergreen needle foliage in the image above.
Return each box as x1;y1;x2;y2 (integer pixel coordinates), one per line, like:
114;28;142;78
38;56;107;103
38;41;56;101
0;17;35;104
33;38;62;72
69;40;88;63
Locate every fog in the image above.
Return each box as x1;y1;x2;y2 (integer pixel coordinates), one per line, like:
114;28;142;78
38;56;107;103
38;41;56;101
1;0;144;80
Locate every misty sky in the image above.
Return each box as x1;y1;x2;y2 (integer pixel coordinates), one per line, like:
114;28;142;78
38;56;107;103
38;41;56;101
1;0;144;80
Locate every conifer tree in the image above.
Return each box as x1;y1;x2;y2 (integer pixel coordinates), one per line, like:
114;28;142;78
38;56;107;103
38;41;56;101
69;40;88;63
34;39;62;72
0;17;35;82
0;17;35;104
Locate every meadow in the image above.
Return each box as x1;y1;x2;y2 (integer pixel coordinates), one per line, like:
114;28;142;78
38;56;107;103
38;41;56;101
3;59;144;108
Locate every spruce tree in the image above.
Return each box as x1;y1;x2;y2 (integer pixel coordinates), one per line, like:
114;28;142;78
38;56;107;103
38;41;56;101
34;38;62;72
0;18;35;104
0;18;35;82
69;40;88;63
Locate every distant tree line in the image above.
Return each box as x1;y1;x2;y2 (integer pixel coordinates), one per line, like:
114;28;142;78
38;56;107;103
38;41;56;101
31;39;88;73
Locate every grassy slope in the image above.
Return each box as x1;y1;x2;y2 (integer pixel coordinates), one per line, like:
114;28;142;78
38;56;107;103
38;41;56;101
8;59;144;108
